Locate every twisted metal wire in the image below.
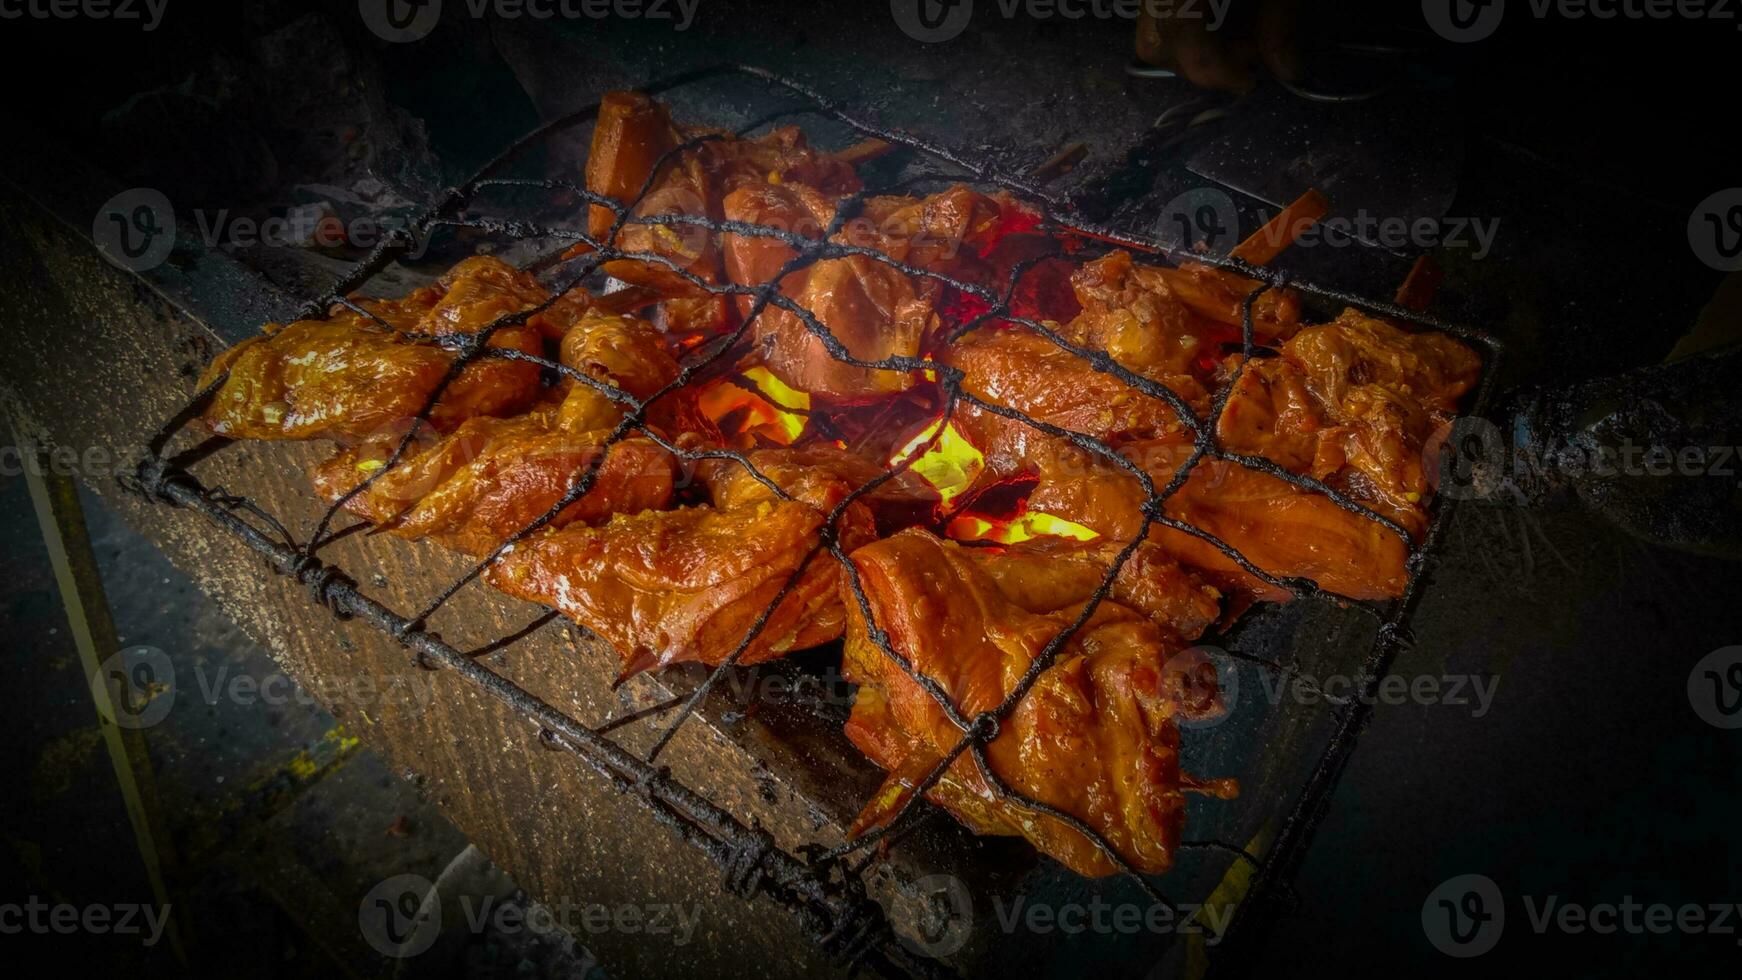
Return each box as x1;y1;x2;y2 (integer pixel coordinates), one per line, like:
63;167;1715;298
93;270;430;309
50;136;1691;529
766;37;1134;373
129;63;1504;974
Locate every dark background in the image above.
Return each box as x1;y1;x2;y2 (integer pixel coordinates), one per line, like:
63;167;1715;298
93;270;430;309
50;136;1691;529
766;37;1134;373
1;1;1738;976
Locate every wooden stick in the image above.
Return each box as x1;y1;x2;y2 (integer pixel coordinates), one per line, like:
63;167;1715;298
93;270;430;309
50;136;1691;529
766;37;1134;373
592;285;660;316
1392;255;1445;312
1030;142;1089;184
834;138;896;168
1229;188;1332;266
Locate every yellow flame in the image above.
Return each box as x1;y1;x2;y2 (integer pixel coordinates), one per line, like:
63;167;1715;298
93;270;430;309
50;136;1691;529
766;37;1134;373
947;511;1101;545
891;419;984;506
699;367;810;445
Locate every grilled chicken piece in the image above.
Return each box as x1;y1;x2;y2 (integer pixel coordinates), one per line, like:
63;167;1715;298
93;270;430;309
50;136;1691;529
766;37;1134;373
747;254;938;402
484;447;878;677
960;537;1222;643
305;312;687;556
719;184;1050;403
553;311;692;434
945;326;1208;444
308;392;677;558
722;183;934;402
842;528;1231;877
1215;308;1481;535
198;256;587;442
577;91;860;302
1056;250;1302;383
1020;437;1413;601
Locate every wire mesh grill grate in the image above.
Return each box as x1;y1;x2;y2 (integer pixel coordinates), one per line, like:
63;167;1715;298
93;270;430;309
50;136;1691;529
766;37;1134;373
124;64;1503;979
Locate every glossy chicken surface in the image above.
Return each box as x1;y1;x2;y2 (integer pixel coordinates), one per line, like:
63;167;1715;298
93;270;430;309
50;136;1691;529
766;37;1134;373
723;185;1051;402
198;256;584;442
1215;308;1482;533
308;391;677;558
576;91;860;304
842;528;1228;877
483;447;878;677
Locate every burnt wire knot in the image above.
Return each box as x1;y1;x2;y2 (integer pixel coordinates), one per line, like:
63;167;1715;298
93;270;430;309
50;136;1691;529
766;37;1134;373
287;553;355;620
723;821;778;899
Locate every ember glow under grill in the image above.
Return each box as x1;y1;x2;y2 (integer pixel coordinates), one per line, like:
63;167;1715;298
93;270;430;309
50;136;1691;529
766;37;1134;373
126;65;1502;977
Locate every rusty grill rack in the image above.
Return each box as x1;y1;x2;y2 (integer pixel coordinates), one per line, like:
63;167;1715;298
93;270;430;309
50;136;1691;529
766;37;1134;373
124;64;1503;978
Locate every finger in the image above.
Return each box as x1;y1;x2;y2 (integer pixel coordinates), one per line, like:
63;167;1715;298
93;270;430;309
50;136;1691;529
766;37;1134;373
1175;22;1257;94
1257;0;1309;84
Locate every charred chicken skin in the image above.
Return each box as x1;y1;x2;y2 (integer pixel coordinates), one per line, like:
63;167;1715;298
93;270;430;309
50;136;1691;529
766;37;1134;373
842;528;1229;877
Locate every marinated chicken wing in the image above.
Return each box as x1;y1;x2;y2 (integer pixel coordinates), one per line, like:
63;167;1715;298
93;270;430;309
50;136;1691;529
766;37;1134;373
484;447;878;676
842;528;1230;877
554;310;693;434
198;257;581;442
305;311;687;555
1215;308;1481;534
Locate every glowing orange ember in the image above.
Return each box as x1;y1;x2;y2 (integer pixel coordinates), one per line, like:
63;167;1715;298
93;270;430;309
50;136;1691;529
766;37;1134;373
698;367;810;445
890;419;984;506
947;509;1101;545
